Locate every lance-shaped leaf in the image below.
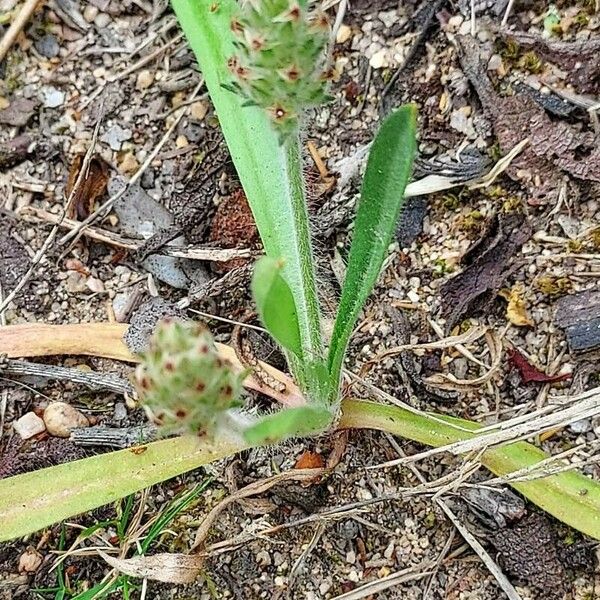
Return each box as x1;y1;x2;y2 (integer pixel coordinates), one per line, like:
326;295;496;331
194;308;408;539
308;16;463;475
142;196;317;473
243;405;333;445
328;105;417;396
252;256;302;358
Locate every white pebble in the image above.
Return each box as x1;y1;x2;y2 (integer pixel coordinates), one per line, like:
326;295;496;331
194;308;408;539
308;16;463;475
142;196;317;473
13;412;46;439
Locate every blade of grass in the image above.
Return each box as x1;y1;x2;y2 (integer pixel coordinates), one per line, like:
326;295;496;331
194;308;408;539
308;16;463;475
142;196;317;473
171;0;325;397
327;106;417;396
340;399;600;541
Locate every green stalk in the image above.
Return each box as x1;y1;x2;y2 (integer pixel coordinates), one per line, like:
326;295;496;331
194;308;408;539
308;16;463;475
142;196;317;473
2;399;600;542
171;0;325;398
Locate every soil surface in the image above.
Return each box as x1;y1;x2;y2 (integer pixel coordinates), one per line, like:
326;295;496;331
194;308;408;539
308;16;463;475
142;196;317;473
1;0;600;599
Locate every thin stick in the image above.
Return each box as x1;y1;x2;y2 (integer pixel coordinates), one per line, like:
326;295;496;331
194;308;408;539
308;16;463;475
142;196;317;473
20;206;253;263
0;0;42;63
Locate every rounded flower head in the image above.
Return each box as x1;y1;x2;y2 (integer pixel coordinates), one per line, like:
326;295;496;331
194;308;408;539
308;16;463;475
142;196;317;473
135;319;245;438
227;0;332;140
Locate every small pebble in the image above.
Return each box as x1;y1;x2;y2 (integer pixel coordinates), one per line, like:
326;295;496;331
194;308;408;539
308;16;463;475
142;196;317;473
86;277;105;293
136;70;154;91
369;48;387;69
13;412;46;440
190;100;208;120
336;24;352;44
83;4;99;22
42;86;65;108
43;402;89;438
18;548;43;573
94;12;111;28
175;134;188;148
119;151;139;174
34;34;60;58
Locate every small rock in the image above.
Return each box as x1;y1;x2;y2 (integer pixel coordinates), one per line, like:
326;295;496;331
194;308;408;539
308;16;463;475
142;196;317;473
487;54;504;72
83;4;98;22
0;97;38;126
18;548;43;573
113;402;128;422
256;550;271;567
100;124;132;151
190;100;208;120
94;12;111;28
86;277;105;293
136;70;154;90
569;418;592;434
43;402;89;438
13;412;46;440
34;34;60;58
119;151;139;174
175;134;188;148
336;24;352;44
0;97;9;110
65;271;87;293
42;86;65;108
369;48;387;69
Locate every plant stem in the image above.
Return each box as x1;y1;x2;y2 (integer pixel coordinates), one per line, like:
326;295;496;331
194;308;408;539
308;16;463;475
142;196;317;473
171;0;326;399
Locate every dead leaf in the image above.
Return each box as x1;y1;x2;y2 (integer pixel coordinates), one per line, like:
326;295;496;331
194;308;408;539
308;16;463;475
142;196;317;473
501;284;534;327
440;211;531;331
66;155;110;220
294;451;325;470
507;348;570;384
97;551;203;584
456;35;600;201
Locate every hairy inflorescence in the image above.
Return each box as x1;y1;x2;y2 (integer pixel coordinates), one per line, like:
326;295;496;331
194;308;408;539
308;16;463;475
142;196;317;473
135;319;245;438
225;0;332;139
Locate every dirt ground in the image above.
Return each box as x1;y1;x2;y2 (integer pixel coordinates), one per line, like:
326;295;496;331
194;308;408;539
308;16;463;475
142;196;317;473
1;0;600;598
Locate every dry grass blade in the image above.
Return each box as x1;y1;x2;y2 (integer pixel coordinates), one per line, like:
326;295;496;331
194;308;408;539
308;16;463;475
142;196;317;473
193;468;327;550
20;206;254;262
424;331;503;391
330;562;435;600
97;550;204;584
380;385;600;467
0;322;304;407
370;325;487;362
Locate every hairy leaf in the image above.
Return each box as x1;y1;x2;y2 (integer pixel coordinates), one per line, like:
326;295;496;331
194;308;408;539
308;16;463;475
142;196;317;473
328;106;417;395
252;256;302;357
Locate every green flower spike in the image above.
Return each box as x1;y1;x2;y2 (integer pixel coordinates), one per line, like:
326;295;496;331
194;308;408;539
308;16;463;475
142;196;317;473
227;0;332;139
135;319;245;438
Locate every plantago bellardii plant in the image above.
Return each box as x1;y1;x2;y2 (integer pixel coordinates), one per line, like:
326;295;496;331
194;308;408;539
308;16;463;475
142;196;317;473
2;0;600;545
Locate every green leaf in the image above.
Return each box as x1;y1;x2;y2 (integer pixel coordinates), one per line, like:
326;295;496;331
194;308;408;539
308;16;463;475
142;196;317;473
340;399;600;542
252;257;303;357
0;436;247;543
171;0;325;400
327;105;417;396
244;406;333;445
